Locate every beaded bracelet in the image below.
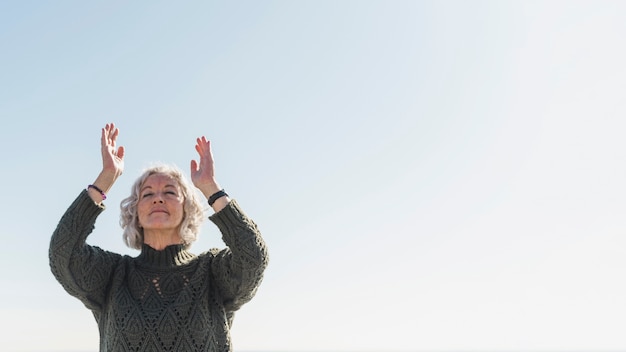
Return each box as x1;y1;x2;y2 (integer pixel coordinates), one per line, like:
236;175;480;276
88;184;107;200
208;189;228;206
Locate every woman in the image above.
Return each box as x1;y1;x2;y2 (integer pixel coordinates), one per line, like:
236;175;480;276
49;123;269;352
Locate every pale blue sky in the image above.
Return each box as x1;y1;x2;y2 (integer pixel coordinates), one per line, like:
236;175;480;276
2;1;626;351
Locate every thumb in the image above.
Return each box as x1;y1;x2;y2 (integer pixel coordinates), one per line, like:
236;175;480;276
190;159;198;173
117;146;125;159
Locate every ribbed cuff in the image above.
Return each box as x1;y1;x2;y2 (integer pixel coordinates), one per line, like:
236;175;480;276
75;189;106;218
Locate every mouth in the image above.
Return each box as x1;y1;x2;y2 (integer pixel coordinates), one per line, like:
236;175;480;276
150;209;169;215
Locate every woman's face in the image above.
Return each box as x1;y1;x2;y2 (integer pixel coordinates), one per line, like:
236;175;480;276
137;173;185;233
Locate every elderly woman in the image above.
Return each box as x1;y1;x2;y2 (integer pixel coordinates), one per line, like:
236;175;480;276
49;123;269;352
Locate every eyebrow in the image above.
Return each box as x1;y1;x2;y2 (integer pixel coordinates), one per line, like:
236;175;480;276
140;184;179;192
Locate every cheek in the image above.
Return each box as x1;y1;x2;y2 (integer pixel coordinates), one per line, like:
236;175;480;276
136;203;150;224
137;203;147;215
174;205;185;222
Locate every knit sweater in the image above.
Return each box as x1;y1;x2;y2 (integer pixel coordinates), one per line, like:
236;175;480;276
49;190;269;352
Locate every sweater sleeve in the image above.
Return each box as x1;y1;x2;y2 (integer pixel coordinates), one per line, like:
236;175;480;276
49;189;122;312
208;199;269;312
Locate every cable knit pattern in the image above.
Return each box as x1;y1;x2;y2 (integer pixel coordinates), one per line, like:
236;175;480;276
49;190;269;352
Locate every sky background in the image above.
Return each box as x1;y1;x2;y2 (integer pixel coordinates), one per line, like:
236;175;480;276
1;1;626;351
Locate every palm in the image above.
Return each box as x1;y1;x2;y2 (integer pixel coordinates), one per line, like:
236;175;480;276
191;137;216;188
101;123;125;176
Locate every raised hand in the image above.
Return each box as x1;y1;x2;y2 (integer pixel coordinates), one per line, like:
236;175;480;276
190;136;222;199
101;123;125;178
87;123;125;203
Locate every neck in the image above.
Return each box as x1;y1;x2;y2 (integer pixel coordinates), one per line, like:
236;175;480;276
143;229;183;251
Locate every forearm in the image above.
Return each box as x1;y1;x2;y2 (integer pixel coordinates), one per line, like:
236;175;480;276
49;190;104;293
49;190;118;310
196;180;230;213
209;200;269;308
87;169;121;204
211;200;268;268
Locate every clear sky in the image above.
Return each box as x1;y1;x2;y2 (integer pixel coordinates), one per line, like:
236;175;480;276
1;1;626;351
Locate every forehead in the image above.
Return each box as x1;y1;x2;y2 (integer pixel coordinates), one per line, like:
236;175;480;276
141;173;180;189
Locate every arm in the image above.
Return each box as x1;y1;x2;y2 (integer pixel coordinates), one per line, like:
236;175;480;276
49;123;126;311
49;190;122;311
190;136;269;310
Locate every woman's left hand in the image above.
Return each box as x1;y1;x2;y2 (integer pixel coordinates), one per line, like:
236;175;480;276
191;136;222;198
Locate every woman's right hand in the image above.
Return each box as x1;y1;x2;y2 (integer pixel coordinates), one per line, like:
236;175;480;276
100;123;124;181
101;123;125;178
88;123;125;203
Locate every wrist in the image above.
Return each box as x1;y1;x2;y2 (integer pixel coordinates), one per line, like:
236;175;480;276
198;182;222;199
95;171;119;192
87;184;107;202
208;189;228;206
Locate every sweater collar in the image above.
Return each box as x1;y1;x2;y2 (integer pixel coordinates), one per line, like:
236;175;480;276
137;244;195;267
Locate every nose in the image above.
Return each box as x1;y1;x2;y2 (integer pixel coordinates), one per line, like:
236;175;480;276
152;193;165;204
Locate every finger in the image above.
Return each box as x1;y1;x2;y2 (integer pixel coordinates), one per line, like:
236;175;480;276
103;124;113;144
190;159;198;172
199;137;211;155
117;146;125;159
205;140;213;160
110;127;119;144
198;137;208;150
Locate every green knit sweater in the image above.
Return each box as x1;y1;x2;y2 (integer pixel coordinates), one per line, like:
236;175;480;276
49;190;269;352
